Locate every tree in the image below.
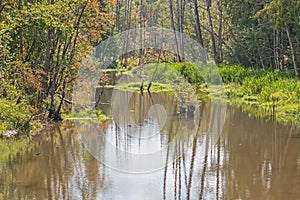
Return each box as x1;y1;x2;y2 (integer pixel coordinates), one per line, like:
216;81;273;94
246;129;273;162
205;0;218;63
193;0;204;47
0;0;113;120
256;0;300;78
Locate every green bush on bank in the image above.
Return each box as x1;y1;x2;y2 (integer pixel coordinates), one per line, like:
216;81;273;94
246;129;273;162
217;65;299;102
167;63;204;84
0;98;31;134
156;63;299;125
218;64;294;84
217;64;300;126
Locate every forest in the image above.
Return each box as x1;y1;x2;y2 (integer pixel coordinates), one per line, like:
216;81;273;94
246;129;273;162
0;0;300;134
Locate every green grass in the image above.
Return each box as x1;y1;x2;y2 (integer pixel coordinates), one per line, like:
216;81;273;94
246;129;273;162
117;62;300;126
2;62;299;136
216;64;300;126
117;82;174;94
62;108;109;123
128;63;300;126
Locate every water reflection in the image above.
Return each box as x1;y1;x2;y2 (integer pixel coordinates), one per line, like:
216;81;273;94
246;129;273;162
0;91;299;199
81;90;209;173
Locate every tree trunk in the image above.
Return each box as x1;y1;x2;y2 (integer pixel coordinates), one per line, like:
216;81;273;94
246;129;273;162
169;0;180;62
253;24;265;69
54;0;88;116
0;0;3;13
39;0;56;111
205;0;218;63
193;0;204;47
124;0;132;66
285;23;299;79
139;0;143;64
279;29;284;71
115;0;121;31
18;0;23;61
273;29;280;70
176;0;182;60
176;0;185;61
179;0;185;61
217;0;223;63
38;28;52;111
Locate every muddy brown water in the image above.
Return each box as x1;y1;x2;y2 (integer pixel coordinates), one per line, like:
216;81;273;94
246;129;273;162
0;90;299;200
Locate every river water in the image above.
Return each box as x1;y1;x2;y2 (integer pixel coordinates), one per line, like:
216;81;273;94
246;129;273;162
0;89;299;200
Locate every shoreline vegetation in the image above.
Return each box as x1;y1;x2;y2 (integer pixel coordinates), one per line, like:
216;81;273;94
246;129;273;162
113;63;300;127
214;65;300;127
1;0;300;137
1;63;300;137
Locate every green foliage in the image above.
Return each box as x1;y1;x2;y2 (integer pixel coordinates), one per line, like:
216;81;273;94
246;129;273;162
167;63;204;84
218;64;300;126
0;0;113;134
255;0;300;28
0;99;31;134
64;108;108;122
119;62;200;108
223;0;300;74
118;82;173;94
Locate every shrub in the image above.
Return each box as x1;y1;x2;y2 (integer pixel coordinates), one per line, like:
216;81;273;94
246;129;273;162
0;98;31;134
167;63;204;84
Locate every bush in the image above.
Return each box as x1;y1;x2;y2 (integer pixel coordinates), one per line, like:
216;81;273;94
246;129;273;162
0;98;31;134
217;64;300;126
168;63;204;84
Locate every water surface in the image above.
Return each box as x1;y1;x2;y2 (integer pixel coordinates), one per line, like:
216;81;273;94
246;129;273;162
0;90;299;200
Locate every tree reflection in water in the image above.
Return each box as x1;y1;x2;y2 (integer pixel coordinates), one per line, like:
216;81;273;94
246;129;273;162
0;90;299;199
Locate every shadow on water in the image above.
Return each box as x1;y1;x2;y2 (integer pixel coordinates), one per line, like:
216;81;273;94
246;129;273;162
0;89;300;199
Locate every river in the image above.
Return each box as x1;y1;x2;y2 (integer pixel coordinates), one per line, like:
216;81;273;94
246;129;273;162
0;89;299;199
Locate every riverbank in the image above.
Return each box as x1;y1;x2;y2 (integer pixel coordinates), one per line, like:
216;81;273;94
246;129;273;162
0;98;58;137
187;63;299;127
0;99;109;137
117;63;300;127
1;63;299;136
216;64;300;127
0;99;31;136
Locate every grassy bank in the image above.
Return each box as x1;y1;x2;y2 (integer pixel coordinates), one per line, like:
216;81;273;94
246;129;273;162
62;108;109;123
0;99;109;136
120;62;300;126
216;65;300;126
1;63;299;136
163;63;299;126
